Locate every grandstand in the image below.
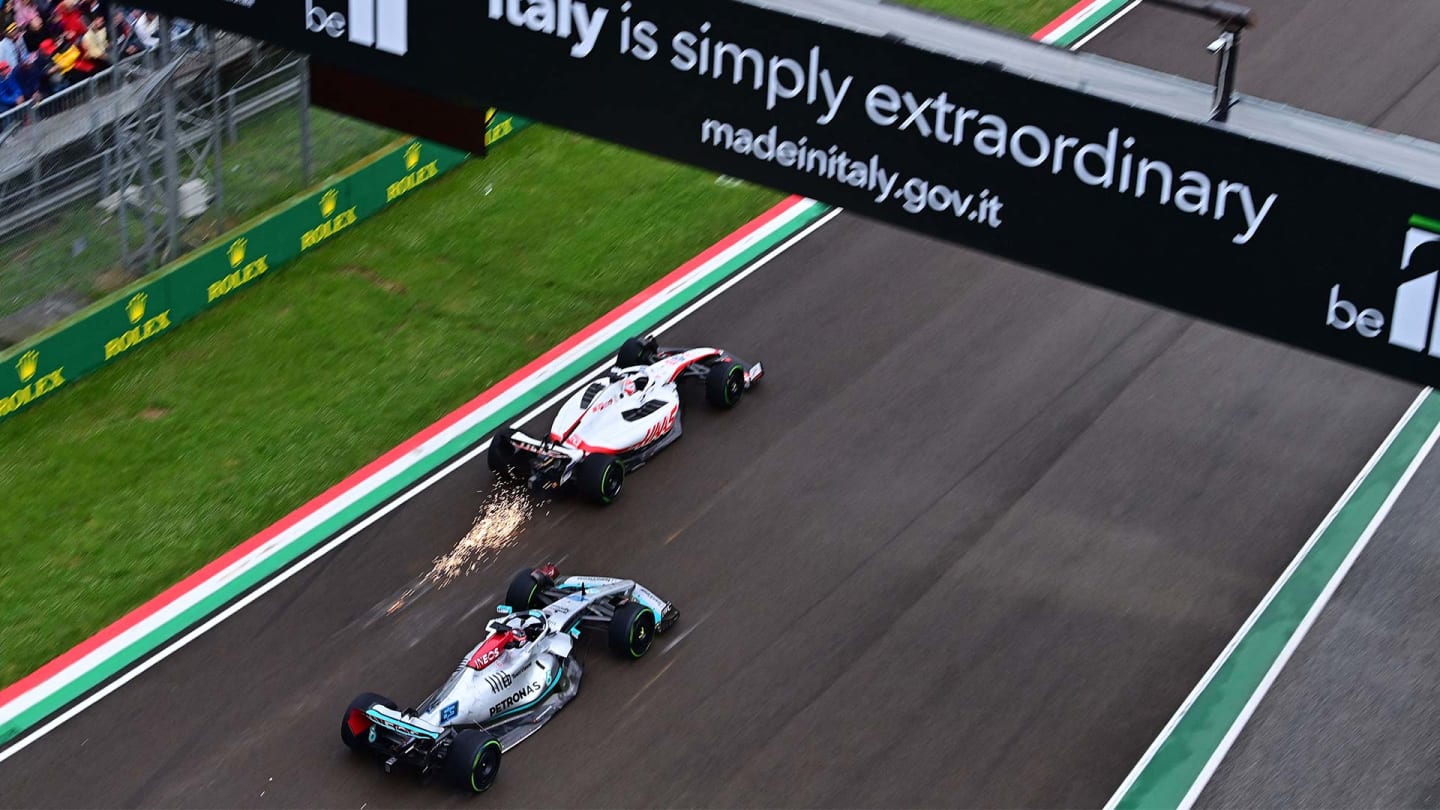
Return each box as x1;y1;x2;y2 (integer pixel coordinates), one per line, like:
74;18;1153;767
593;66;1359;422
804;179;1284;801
0;3;374;345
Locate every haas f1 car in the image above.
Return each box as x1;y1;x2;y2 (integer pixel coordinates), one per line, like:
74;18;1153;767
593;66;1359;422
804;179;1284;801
487;334;764;504
340;565;677;794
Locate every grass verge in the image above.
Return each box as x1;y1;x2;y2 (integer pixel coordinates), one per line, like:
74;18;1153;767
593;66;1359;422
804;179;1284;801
1;0;1076;689
0;105;393;321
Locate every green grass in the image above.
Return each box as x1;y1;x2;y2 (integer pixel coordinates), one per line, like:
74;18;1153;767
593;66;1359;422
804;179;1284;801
0;106;393;320
0;128;780;687
905;0;1076;32
0;1;1078;689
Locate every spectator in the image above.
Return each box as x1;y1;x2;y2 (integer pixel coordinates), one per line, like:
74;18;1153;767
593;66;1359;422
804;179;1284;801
52;0;84;39
11;0;38;28
14;49;46;100
0;60;25;109
21;15;47;52
132;9;155;50
0;22;25;68
110;12;140;58
40;33;82;87
78;13;104;66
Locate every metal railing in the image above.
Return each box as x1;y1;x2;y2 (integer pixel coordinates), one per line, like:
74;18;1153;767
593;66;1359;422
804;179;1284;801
0;29;291;239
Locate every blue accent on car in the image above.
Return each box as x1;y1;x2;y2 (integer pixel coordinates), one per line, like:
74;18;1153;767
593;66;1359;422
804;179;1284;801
440;701;459;723
496;604;514;614
364;709;441;740
569;626;582;639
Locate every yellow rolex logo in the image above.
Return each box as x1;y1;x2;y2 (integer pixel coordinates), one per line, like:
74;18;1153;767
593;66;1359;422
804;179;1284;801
17;350;38;383
126;293;148;325
405;142;422;170
228;238;247;268
321;189;339;218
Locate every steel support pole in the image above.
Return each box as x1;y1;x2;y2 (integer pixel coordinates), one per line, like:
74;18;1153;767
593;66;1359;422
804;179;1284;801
299;57;314;184
209;29;225;226
159;18;181;263
1212;29;1241;122
1146;0;1253;123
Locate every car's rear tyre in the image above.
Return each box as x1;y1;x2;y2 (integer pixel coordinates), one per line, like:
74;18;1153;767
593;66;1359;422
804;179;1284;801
608;601;657;660
705;361;747;409
444;729;502;794
577;453;624;505
617;336;657;368
505;567;555;611
487;430;526;482
340;692;395;753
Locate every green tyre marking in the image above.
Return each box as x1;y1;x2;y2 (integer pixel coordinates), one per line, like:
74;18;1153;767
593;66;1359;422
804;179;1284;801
471;739;501;793
631;614;650;658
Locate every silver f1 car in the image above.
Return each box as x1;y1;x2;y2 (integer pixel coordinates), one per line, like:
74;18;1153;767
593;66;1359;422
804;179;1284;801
340;564;678;794
487;334;764;504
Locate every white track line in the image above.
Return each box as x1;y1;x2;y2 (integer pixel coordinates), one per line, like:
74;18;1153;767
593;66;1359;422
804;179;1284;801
1175;400;1440;809
0;197;818;735
1069;0;1144;51
1102;387;1436;809
0;207;842;765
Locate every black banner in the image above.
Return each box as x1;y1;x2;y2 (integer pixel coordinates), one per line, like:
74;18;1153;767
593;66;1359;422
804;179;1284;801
143;0;1440;386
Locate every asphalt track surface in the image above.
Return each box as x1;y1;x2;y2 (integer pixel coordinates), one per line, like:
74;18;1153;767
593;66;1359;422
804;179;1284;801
0;3;1435;808
1090;2;1440;805
1196;445;1440;808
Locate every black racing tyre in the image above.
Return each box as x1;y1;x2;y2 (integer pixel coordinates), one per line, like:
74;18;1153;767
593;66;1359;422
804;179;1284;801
617;336;657;368
705;361;747;409
340;692;395;753
608;601;657;660
577;453;624;505
505;567;554;611
487;430;523;481
444;729;503;794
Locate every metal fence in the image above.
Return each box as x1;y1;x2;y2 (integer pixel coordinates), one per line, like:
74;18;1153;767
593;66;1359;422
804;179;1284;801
0;27;395;346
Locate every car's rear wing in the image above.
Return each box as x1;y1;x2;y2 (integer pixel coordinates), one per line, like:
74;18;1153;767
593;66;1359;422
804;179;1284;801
366;705;444;741
506;429;581;461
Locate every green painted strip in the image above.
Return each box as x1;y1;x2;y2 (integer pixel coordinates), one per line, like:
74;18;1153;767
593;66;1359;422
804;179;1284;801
1409;214;1440;234
1051;0;1133;47
0;200;830;749
1113;390;1440;810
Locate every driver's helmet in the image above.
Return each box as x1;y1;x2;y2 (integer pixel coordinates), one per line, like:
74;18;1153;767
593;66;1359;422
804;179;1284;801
514;610;545;643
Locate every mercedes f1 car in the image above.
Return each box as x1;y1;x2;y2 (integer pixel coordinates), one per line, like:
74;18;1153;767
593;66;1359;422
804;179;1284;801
340;565;677;794
487;334;764;504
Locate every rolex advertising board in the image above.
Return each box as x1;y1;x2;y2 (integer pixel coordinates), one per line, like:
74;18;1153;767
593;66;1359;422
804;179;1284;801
130;0;1440;388
0;129;519;424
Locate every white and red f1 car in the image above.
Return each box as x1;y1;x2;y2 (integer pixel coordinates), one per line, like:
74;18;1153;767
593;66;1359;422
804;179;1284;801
487;334;764;504
340;564;678;794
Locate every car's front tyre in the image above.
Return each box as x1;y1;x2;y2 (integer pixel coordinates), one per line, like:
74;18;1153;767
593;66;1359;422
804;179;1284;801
505;566;555;611
706;361;747;409
609;601;657;660
617;335;658;368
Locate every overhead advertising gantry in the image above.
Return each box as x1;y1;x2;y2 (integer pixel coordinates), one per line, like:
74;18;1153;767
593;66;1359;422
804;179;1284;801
135;0;1440;388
